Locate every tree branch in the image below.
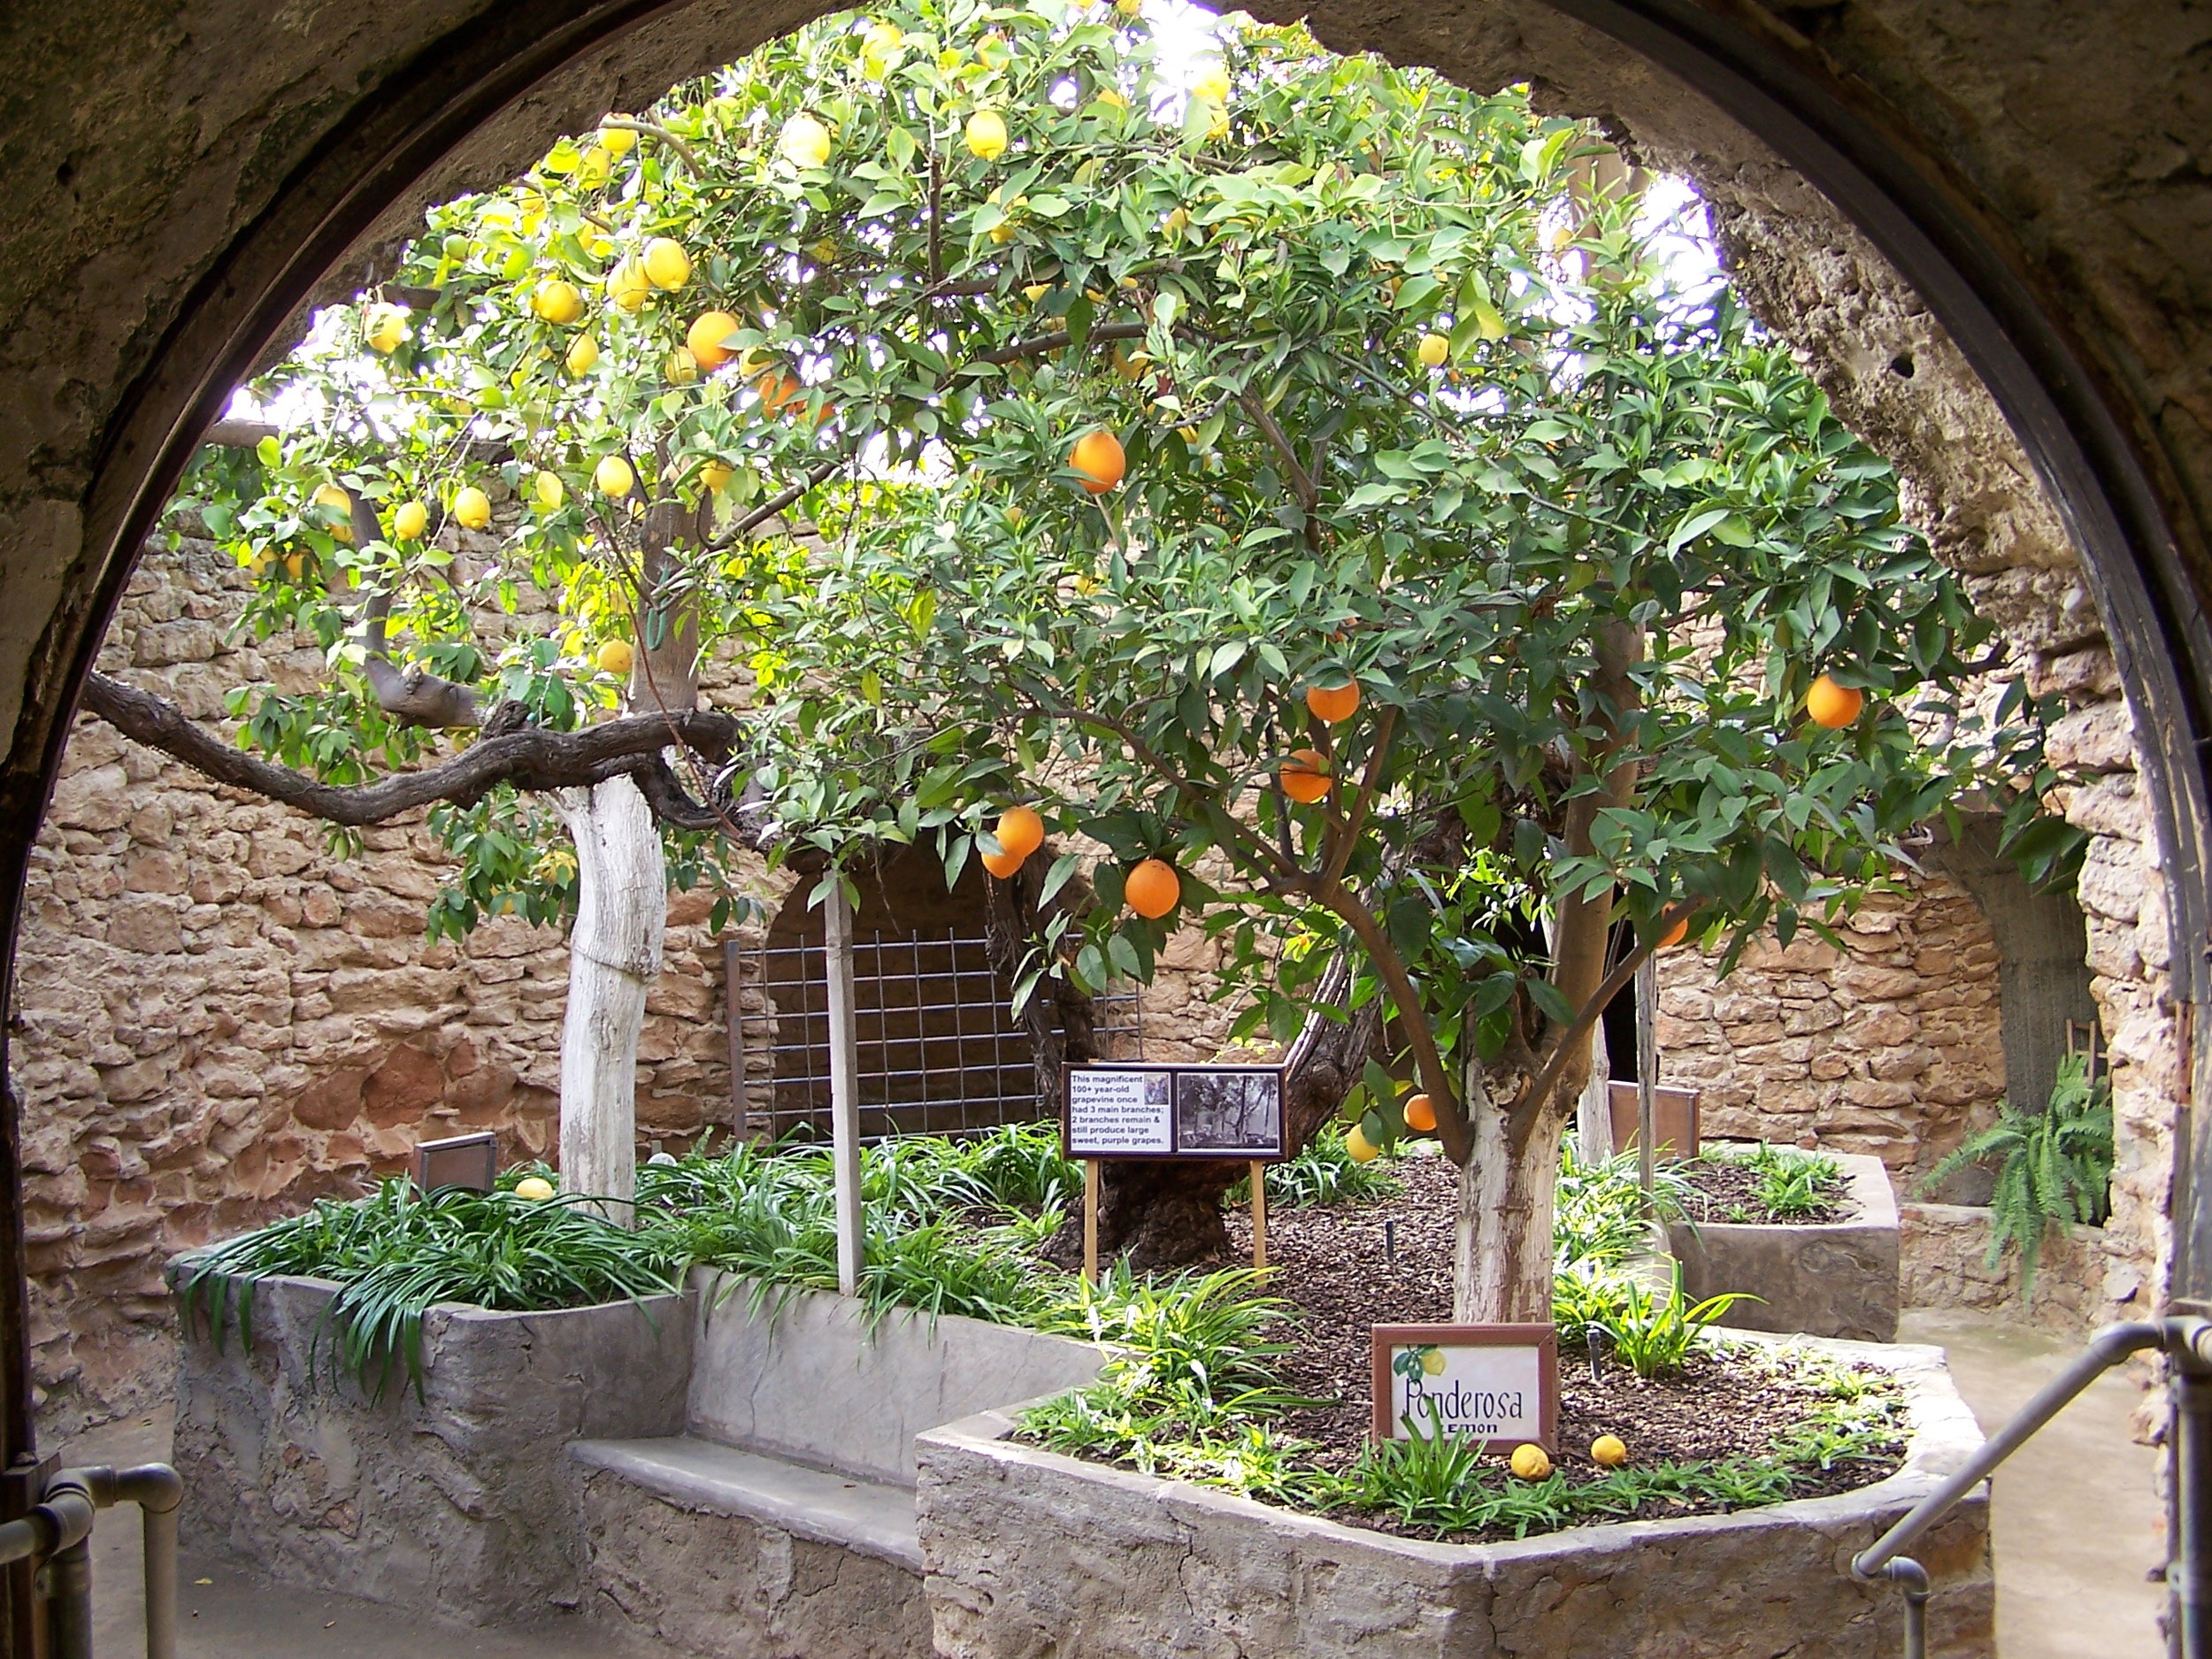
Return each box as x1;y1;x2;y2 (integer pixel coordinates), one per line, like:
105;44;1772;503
710;462;842;549
975;322;1148;365
81;671;741;827
1234;391;1318;516
596;117;703;173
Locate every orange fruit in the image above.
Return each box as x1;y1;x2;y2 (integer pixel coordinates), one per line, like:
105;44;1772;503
1659;914;1690;949
1279;748;1331;804
995;805;1044;862
1070;428;1125;494
757;371;805;416
1306;681;1360;724
687;311;742;372
980;849;1025;879
1806;672;1863;729
1125;857;1179;918
1403;1094;1437;1133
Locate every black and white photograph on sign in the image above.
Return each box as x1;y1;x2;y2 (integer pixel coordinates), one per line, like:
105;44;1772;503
1066;1066;1173;1156
1172;1069;1284;1155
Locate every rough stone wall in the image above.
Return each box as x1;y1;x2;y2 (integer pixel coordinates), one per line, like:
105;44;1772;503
15;528;774;1432
1655;872;2007;1181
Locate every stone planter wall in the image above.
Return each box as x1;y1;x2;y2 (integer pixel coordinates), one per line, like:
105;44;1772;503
172;1269;693;1626
916;1334;1993;1659
1901;1201;2108;1337
1668;1151;1901;1342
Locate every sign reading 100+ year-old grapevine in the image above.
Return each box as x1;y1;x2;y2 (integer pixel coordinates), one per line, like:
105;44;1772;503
1060;1062;1286;1160
1371;1325;1559;1452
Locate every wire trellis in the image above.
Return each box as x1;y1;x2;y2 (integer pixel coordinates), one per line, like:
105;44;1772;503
727;930;1141;1143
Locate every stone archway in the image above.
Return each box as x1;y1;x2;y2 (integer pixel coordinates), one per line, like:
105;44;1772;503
9;5;2212;1617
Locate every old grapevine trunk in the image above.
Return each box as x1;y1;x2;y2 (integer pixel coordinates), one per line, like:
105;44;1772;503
553;774;666;1217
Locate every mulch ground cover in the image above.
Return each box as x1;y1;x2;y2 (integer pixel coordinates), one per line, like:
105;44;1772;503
1172;1150;1904;1538
1676;1156;1852;1225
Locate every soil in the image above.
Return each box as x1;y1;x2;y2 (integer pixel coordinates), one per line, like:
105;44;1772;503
1153;1148;1909;1540
1676;1156;1851;1226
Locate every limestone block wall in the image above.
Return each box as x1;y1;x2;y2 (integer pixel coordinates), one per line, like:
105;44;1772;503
1655;874;2007;1180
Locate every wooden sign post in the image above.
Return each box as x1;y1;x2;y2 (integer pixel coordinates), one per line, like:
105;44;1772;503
1066;1062;1286;1282
1371;1324;1558;1450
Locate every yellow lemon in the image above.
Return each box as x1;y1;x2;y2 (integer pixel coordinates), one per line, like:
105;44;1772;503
609;259;651;311
780;113;833;170
574;147;611;189
1193;65;1230;104
1509;1444;1553;1481
532;470;565;511
664;346;700;384
1417;332;1450;368
1117;0;1142;15
365;305;407;353
1023;282;1052;303
642;237;691;291
699;459;734;494
965;109;1009;161
595;639;635;677
862;20;903;62
532;278;584;325
1345;1124;1379;1164
598;119;637;155
565;334;600;376
1591;1434;1629;1468
1163;206;1191;238
451;487;492;531
283;552;310;580
311;484;354;541
1096;86;1130;110
513;1176;557;1201
594;454;635;497
392;499;427;541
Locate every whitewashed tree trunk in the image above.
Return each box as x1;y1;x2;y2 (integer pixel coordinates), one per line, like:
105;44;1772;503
1576;1018;1614;1162
553;773;665;1220
1453;1066;1571;1325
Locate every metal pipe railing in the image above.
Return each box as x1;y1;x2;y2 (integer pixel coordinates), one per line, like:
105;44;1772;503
13;1461;185;1659
1853;1317;2212;1658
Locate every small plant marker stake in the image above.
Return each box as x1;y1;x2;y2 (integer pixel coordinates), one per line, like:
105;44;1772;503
1635;956;1658;1210
825;875;864;1297
1250;1160;1268;1271
1082;1159;1101;1284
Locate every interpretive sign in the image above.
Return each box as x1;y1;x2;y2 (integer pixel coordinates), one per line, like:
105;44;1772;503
1063;1063;1285;1160
1371;1324;1557;1451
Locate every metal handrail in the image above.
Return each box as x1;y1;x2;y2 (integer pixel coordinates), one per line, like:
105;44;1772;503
0;1461;183;1659
1853;1317;2212;1659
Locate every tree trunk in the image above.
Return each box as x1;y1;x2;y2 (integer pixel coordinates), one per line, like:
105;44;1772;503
553;774;666;1217
1452;1077;1570;1324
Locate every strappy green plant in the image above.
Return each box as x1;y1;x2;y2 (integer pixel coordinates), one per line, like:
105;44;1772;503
1923;1050;2114;1292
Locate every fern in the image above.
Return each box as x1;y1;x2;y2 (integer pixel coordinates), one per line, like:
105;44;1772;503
1923;1051;2113;1292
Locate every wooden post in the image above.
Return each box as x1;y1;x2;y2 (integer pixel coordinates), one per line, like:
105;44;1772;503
1249;1161;1269;1271
1635;955;1658;1209
825;877;864;1298
1083;1159;1101;1284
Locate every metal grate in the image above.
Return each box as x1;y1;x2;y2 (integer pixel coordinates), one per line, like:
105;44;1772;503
728;930;1141;1143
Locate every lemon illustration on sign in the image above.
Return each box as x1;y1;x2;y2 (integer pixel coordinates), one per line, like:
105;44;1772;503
594;455;635;497
392;500;427;541
1591;1433;1629;1468
780;113;833;169
965;110;1009;161
1420;1348;1447;1377
565;334;600;376
451;487;491;531
532;279;584;325
532;471;565;511
595;640;635;678
1344;1124;1379;1164
642;238;691;291
1509;1444;1552;1481
1417;332;1450;368
598;119;637;155
513;1177;557;1201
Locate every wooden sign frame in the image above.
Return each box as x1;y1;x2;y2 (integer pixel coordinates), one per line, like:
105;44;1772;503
1370;1323;1558;1451
412;1132;498;1194
1060;1061;1286;1161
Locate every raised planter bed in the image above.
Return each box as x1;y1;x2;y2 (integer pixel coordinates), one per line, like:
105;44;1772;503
1669;1150;1901;1342
171;1269;694;1626
916;1333;1993;1659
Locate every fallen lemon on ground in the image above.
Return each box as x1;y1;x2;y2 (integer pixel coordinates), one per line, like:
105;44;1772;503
1806;672;1863;729
995;804;1044;862
1070;428;1125;493
965;109;1009;160
595;639;635;677
1403;1094;1437;1133
594;454;635;496
1279;748;1332;803
1345;1124;1379;1164
1509;1444;1552;1481
452;487;492;531
392;499;427;541
513;1177;557;1202
1125;856;1179;918
1591;1433;1629;1468
1306;681;1360;723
